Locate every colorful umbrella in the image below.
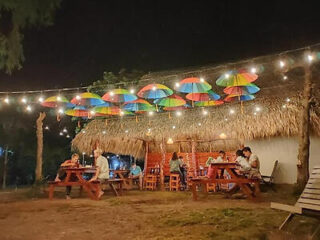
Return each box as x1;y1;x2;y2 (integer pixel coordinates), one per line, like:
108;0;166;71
123;99;155;112
224;94;255;102
164;104;191;111
154;94;186;107
186;89;220;101
216;69;258;87
93;106;134;116
70;92;105;106
194;100;224;107
137;84;173;99
102;89;137;103
176;77;212;93
65;106;89;117
223;83;260;95
41;96;75;108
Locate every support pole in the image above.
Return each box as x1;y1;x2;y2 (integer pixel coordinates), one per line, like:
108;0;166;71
191;141;197;176
143;141;149;175
35;112;46;183
160;138;166;191
297;65;312;190
2;145;8;189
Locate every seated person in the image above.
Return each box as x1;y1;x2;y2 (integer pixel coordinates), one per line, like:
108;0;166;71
54;153;80;199
206;157;215;178
178;156;187;186
128;163;143;190
90;149;110;198
214;150;227;163
243;147;261;179
206;157;215;166
235;149;251;173
169;152;185;187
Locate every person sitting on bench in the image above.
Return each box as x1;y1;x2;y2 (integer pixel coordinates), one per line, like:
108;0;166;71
54;153;80;200
243;147;261;179
235;149;251;174
128;163;143;190
90;149;109;198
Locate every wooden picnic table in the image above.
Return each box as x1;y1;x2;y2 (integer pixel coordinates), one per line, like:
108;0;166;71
191;163;260;200
110;169;130;189
48;167;124;200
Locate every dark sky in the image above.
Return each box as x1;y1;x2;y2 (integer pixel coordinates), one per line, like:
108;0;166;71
1;0;320;91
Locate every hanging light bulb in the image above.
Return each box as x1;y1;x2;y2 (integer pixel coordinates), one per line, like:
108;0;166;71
63;128;68;133
282;104;287;109
229;109;235;114
58;108;64;114
102;130;106;134
225;73;230;78
110;91;114;96
148;111;154;116
198;122;202;126
120;110;124;116
125;129;129;133
76;95;81;100
152;86;157;91
225;118;228;121
26;105;32;112
21;97;27;104
129;88;135;94
57;96;62;101
250;67;257;74
255;106;261;112
279;60;285;68
286;98;291;102
200;77;205;82
82;130;86;134
45;126;49;130
4;97;9;104
90;110;96;116
307;54;314;63
66;135;70;138
172;125;176;129
219;133;227;139
175;82;180;87
202;110;208;115
176;111;182;116
283;75;288;80
59;132;63;136
38;96;44;103
167;137;174;144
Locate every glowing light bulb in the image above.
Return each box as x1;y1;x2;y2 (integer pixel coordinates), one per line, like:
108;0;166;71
45;126;49;130
282;104;287;109
286;98;291;102
175;82;180;87
229;109;235;114
82;152;86;155
279;60;285;68
200;77;204;82
58;108;64;114
76;95;81;100
59;132;63;136
250;67;257;74
176;111;182;116
57;96;62;101
102;130;106;134
219;133;227;139
225;118;228;121
63;128;68;133
125;129;129;133
110;91;114;96
148;111;154;116
82;130;86;134
253;112;257;116
203;110;208;115
152;86;157;91
129;89;135;94
90;110;95;115
255;106;261;112
225;73;230;78
21;98;27;104
66;135;70;138
198;123;202;126
4;98;9;104
38;96;44;103
283;75;288;80
26;105;32;112
172;125;176;129
307;54;314;62
167;138;174;144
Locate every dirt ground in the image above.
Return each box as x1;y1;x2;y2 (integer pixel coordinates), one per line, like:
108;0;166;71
0;185;319;240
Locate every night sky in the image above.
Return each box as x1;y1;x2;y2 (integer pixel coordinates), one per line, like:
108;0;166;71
1;0;320;91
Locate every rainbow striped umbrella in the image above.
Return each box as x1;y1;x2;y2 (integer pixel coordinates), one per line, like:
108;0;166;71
65;106;89;117
123;99;155;112
163;104;191;111
154;94;186;107
194;100;224;107
137;84;173;99
41;96;75;108
93;106;134;116
176;77;212;93
223;83;260;95
102;89;137;103
71;92;105;106
186;89;220;101
216;69;258;87
224;94;255;102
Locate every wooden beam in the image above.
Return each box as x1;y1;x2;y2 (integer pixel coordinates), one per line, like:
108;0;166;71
159;138;166;191
191;141;197;176
35;112;46;182
143;141;149;175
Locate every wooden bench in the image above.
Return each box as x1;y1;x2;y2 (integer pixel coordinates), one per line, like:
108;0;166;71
271;165;320;239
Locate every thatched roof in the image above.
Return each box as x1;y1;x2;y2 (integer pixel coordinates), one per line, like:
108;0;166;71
72;51;320;159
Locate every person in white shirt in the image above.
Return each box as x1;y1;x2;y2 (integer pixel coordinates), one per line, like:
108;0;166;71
214;150;227;163
235;149;251;173
242;147;261;179
90;149;110;198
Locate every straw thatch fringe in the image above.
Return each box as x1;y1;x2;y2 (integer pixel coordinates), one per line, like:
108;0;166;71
72;95;320;159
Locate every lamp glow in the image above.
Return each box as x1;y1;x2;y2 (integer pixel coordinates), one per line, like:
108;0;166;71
167;138;174;144
129;89;135;94
76;95;81;100
102;130;106;134
26;105;32;112
200;77;204;82
21;98;27;104
250;67;257;74
176;111;182;116
283;75;288;80
58;108;64;114
225;73;230;78
307;54;314;62
175;82;180;87
38;96;44;103
57;96;62;101
203;110;208;115
279;60;285;68
219;133;227;139
4;98;9;104
148;111;154;116
229;109;235;114
172;125;176;129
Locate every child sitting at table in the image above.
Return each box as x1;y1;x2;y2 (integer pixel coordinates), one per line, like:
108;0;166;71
235;149;251;173
54;153;80;199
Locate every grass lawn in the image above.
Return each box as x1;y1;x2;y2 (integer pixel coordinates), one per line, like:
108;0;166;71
0;185;319;240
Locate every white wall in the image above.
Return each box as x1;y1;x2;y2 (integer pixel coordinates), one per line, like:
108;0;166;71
246;137;320;184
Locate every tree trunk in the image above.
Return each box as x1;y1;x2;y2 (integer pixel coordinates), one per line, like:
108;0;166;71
160;138;166;191
2;145;8;189
297;65;312;190
35;112;46;182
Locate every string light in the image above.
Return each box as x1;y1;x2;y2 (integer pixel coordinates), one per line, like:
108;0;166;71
76;95;81;100
57;96;62;101
125;129;129;133
250;67;257;74
279;60;285;68
307;54;314;63
120;111;124;116
45;126;49;130
286;98;291;102
225;118;228;121
90;110;96;116
110;91;114;96
21;97;27;104
282;104;287;109
102;130;106;134
255;106;261;112
253;112;257;116
63;128;68;133
152;86;157;91
129;89;135;94
82;130;86;134
148;111;154;116
176;111;182;116
198;122;202;126
66;135;70;138
283;75;288;80
200;77;204;82
38;96;44;103
59;132;63;136
167;137;174;144
229;109;235;114
172;125;176;129
4;97;9;104
202;110;208;115
58;108;64;114
225;73;230;78
175;82;180;87
219;133;227;139
26;105;32;112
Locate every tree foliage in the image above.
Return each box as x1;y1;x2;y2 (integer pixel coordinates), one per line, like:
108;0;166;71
0;0;61;73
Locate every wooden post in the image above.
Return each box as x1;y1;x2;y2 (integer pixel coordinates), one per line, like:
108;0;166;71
297;65;312;190
143;141;149;175
35;112;46;182
160;138;166;191
191;141;197;176
2;145;8;189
